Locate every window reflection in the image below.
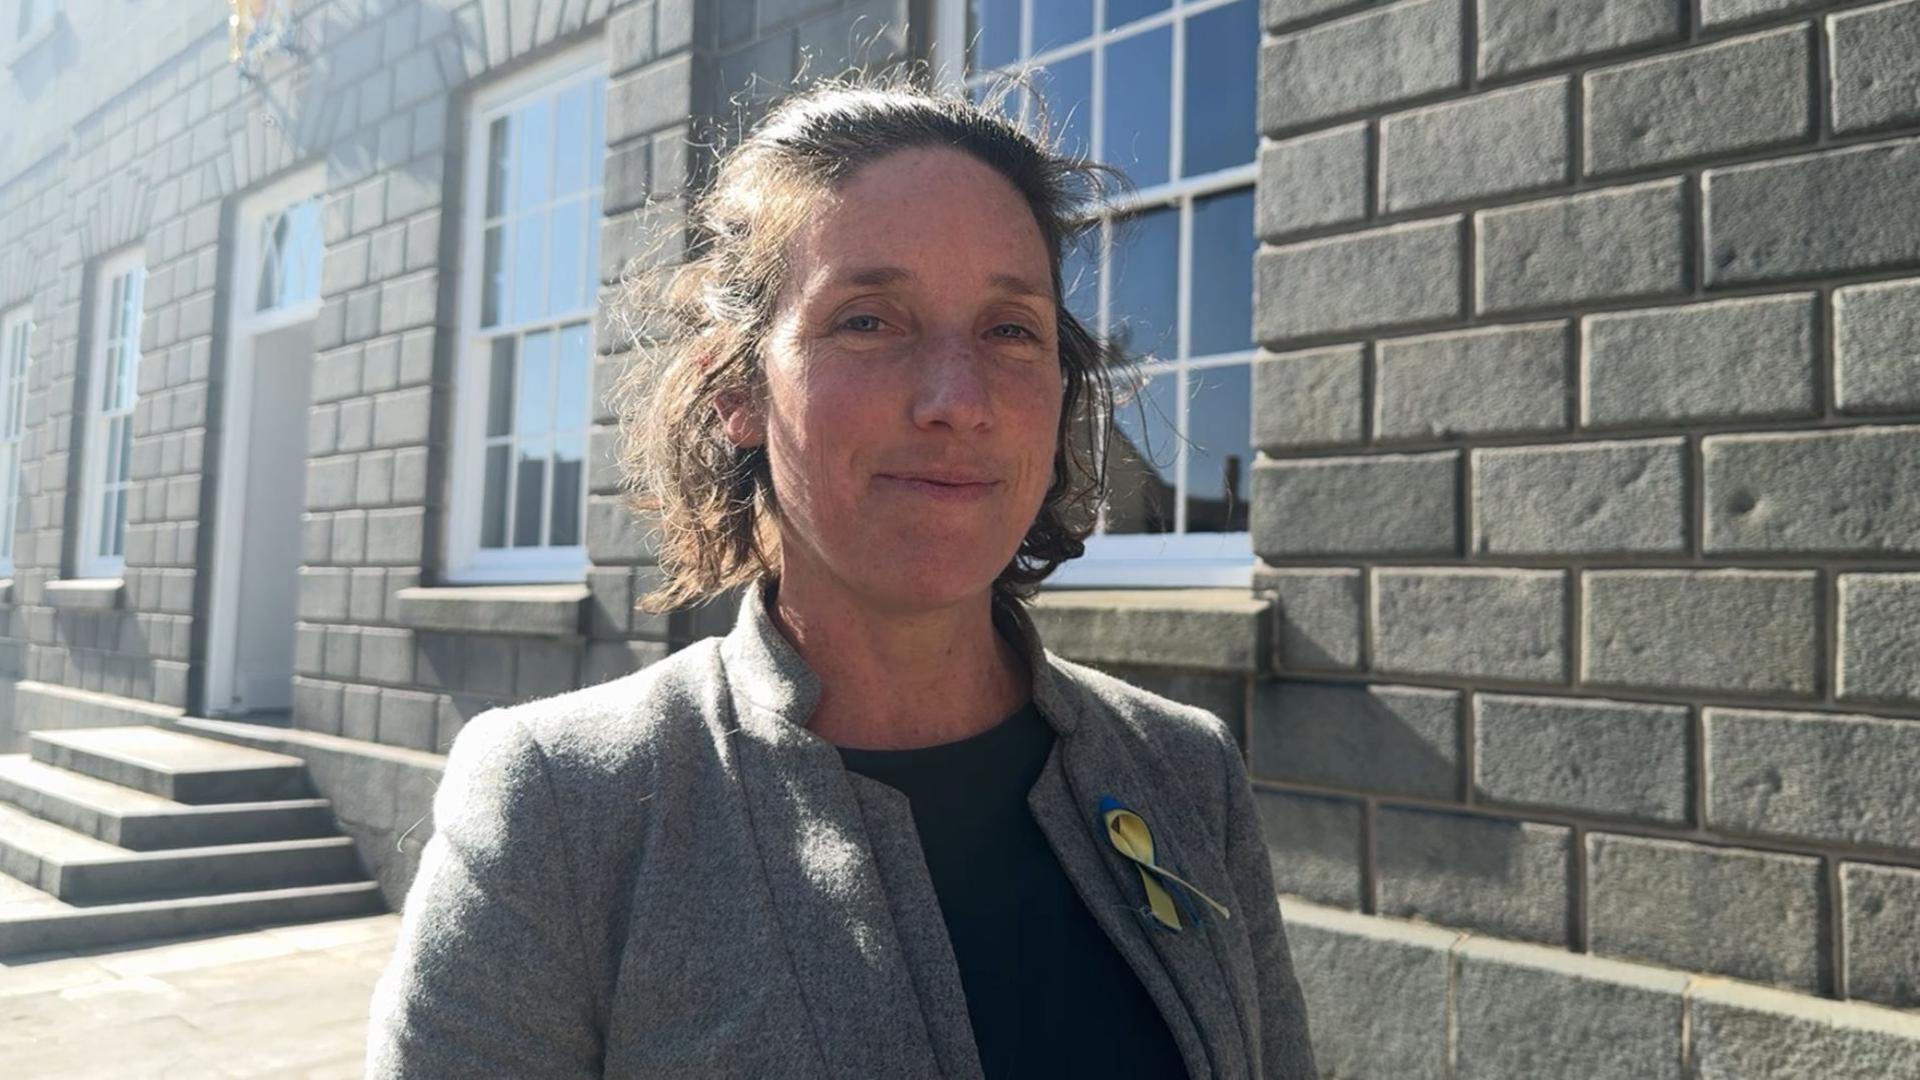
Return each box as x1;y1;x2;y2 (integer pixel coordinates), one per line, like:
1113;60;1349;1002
1105;371;1177;534
1184;364;1251;533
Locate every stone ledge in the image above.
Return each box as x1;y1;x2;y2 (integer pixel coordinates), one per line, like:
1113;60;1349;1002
43;578;125;611
391;584;591;638
1281;899;1920;1079
0;578;11;605
1029;588;1272;674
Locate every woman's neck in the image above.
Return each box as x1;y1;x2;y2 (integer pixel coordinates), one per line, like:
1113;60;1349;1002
768;569;1031;751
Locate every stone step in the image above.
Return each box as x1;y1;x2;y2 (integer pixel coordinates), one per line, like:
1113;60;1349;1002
28;727;311;805
0;802;366;904
0;755;336;850
0;878;387;959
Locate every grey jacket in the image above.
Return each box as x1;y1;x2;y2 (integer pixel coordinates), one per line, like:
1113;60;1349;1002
366;583;1317;1078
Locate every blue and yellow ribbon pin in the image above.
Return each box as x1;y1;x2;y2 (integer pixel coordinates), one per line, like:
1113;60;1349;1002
1098;795;1231;932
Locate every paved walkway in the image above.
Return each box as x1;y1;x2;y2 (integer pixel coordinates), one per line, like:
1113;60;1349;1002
0;913;401;1078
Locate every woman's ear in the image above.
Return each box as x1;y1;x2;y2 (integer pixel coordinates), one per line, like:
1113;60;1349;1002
714;388;765;449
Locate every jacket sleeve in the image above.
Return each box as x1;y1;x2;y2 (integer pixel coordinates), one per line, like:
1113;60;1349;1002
365;709;604;1078
1214;722;1318;1078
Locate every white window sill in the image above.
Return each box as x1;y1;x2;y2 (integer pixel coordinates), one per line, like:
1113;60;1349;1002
392;583;591;638
45;578;125;611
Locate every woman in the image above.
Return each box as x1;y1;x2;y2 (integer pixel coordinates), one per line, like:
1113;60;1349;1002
367;75;1316;1078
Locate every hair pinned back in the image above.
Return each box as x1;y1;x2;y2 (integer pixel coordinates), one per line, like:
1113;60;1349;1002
610;69;1128;614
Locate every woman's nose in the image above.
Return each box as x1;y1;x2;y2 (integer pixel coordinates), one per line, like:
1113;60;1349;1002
909;332;994;432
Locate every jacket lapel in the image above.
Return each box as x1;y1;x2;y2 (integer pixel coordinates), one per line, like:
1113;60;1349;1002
715;583;1250;1080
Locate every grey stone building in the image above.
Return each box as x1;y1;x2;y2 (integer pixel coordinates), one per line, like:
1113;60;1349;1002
1;0;1917;1072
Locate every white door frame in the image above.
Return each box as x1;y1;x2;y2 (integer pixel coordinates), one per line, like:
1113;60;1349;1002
205;164;323;717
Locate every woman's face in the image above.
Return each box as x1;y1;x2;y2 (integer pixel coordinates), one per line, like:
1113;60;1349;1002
735;146;1065;614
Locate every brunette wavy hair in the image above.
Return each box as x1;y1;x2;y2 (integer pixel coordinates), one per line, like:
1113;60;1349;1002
611;70;1128;615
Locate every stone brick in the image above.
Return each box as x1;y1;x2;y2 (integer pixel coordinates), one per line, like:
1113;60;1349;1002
1375;807;1571;945
1582;295;1819;427
342;684;380;742
1263;0;1371;31
371;386;432;447
1706;706;1920;854
1454;936;1688;1080
1372;568;1568;683
1283;903;1456;1080
1374;322;1570;441
514;638;579;701
1477;179;1689;315
1843;862;1920;1009
378;687;437;751
1582;570;1818;696
1472;439;1687;556
1250;680;1461;798
1252;566;1363;672
323;626;359;679
1255;217;1464;344
1250;451;1459;558
1830;1;1920;135
1706;138;1920;286
1381;78;1570;213
1250;345;1365;451
1254;123;1367;240
1584;27;1812;176
1473;692;1691;824
1699;0;1823;27
1703;425;1920;556
1092;665;1248;746
1258;0;1463;135
1587;833;1826;993
1478;0;1684;80
1250;787;1364;908
1027;589;1271;674
606;54;692;144
358;627;415;685
365;507;425;565
1689;976;1920;1079
1839;573;1920;706
1834;278;1920;414
298;567;349;621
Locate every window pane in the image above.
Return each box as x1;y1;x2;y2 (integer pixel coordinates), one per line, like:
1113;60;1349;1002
554;322;590;432
1184;363;1251;533
1189;187;1255;357
485;117;509;217
968;0;1019;70
550;432;583;547
481;225;504;327
1105;0;1169;30
972;81;1022;125
1061;229;1100;329
111;489;126;557
256;215;281;312
1033;0;1093;55
547;198;585;316
1108;205;1179;360
101;418;120;490
1105;370;1176;534
284;199;323;305
513;439;547;547
509;212;547;323
1102;25;1171;187
486;336;515;437
115;415;132;484
1182;0;1258;177
481;444;509;548
97;490;114;557
553;81;591;196
107;274;123;342
512;98;553;212
589;78;605;185
1031;52;1092;160
581;193;601;308
517;330;553;437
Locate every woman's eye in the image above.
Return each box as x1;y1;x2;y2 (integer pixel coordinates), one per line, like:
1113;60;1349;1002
840;314;884;332
991;323;1037;340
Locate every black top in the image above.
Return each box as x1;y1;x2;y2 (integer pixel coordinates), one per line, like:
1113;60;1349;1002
836;702;1189;1080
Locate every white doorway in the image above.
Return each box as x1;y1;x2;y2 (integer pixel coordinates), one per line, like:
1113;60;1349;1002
206;166;324;720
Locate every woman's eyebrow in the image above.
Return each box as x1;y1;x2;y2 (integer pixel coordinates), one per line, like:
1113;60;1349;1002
825;265;1051;301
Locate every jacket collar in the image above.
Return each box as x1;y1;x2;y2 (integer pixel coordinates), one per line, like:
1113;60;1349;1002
717;577;1083;740
712;576;1250;1080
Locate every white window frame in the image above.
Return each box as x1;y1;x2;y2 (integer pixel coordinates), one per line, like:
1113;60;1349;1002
948;0;1259;587
0;303;31;577
448;43;606;584
77;249;144;581
13;0;59;46
206;164;323;715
